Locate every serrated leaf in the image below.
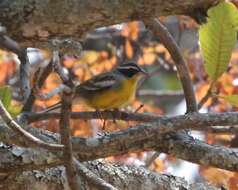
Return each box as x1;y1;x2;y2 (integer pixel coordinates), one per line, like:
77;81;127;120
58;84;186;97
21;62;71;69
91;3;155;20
221;95;238;107
199;2;238;81
0;85;12;109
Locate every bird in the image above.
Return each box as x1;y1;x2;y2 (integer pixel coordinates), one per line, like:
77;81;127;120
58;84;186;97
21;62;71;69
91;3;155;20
45;62;147;112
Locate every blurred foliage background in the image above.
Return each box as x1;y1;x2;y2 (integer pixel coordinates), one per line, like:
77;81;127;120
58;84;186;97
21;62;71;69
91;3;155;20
1;6;238;188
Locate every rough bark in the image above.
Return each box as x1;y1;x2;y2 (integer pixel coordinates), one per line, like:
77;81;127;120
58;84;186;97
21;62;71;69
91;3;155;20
0;145;219;190
0;0;219;47
2;112;238;171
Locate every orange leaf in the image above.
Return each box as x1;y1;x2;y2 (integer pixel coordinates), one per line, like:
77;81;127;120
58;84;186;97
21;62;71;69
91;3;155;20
125;39;133;59
143;52;156;65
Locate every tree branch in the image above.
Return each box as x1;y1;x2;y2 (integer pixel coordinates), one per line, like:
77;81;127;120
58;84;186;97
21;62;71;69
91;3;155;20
22;58;53;112
55;52;80;189
143;18;197;113
138;89;184;99
0;147;219;190
0;100;64;151
0;0;218;47
3;111;238;171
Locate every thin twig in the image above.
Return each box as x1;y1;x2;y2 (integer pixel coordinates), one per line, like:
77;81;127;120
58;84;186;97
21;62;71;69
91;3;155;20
197;84;216;110
18;48;31;103
60;91;80;190
0;100;64;151
197;90;212;110
25;110;161;123
144;18;197;113
22;59;53;112
0;28;22;55
25;110;238;135
56;52;80;190
52;51;69;82
138;90;184;99
145;152;161;168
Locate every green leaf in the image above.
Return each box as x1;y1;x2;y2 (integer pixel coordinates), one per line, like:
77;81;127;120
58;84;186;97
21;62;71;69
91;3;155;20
8;104;22;117
199;2;238;81
221;95;238;106
0;85;12;109
0;86;21;117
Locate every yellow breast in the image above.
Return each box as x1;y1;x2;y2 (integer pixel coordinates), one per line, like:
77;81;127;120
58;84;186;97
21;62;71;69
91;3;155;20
86;75;140;110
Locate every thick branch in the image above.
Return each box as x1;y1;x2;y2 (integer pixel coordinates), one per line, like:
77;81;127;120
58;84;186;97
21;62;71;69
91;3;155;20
26;111;238;129
0;147;218;190
0;0;218;47
2;111;238;171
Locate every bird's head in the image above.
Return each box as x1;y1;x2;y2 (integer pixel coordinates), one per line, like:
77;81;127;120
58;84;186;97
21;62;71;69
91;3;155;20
117;62;147;78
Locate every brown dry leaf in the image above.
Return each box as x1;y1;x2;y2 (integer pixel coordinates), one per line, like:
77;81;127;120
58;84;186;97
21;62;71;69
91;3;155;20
99;51;109;60
72;120;93;137
125;39;133;59
231;0;238;8
63;57;76;68
155;44;171;62
142;52;157;65
218;74;234;95
213;134;234;143
143;46;155;54
152;158;165;172
76;51;100;65
228;173;238;190
121;21;139;41
201;167;233;188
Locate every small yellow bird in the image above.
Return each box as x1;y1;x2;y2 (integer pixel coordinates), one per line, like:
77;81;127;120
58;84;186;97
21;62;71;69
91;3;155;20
46;62;147;111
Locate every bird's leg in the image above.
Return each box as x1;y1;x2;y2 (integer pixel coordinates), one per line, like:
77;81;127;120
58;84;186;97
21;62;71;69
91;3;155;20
95;109;107;130
112;108;121;124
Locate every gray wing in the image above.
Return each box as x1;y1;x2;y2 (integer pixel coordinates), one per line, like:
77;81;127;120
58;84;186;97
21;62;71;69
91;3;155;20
75;71;122;95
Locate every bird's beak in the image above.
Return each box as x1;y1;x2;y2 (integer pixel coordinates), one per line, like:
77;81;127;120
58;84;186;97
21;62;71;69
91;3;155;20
140;68;149;76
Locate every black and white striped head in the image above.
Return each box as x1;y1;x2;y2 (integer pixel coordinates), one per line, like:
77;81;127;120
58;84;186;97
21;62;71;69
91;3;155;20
117;62;147;78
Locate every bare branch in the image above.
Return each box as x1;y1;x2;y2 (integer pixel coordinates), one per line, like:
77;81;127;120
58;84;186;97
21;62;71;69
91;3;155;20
3;111;238;171
74;158;118;190
138;89;184;99
22;59;53;112
0;100;64;151
18;48;31;102
57;55;80;189
24;110;238;131
197;84;216;110
25;110;161;123
0;147;219;190
0;32;21;55
144;18;197;113
145;152;161;168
